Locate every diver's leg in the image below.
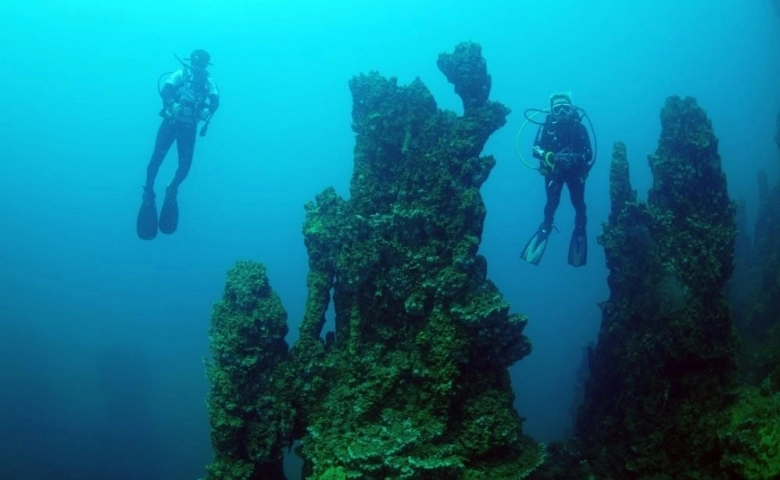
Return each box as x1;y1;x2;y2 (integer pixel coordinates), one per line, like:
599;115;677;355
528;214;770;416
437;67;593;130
138;120;175;239
520;176;561;264
145;120;177;193
543;176;563;230
169;124;196;191
568;175;587;228
159;124;195;234
566;175;588;266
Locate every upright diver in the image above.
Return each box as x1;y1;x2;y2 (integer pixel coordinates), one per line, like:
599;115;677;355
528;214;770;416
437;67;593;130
520;92;595;267
137;49;220;240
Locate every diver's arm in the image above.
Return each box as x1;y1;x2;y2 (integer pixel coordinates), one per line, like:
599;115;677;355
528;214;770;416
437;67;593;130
577;123;594;168
532;118;553;160
206;76;219;113
207;93;219;113
160;83;177;107
160;70;184;107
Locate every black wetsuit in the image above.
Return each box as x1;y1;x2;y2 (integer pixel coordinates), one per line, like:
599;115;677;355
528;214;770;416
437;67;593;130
145;69;219;194
532;114;593;231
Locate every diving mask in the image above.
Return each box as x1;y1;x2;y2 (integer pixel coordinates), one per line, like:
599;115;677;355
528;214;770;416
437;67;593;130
552;103;574;117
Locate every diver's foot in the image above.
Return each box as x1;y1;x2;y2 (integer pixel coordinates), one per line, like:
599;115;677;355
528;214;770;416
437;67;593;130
520;223;554;265
159;185;179;235
137;186;159;240
568;225;588;267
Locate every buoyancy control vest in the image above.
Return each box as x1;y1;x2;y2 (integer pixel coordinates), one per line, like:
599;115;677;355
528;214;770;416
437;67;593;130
166;69;211;124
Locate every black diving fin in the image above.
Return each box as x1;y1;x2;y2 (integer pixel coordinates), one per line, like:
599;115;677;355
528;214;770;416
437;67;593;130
521;224;552;265
136;187;158;240
158;185;179;235
568;226;587;267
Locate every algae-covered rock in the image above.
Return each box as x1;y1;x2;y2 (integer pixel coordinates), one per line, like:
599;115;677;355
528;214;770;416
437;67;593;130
205;43;543;480
718;386;780;479
775;110;780;154
703;109;780;480
729;112;780;400
437;42;491;112
576;97;738;479
607;142;636;224
293;41;541;479
205;261;292;480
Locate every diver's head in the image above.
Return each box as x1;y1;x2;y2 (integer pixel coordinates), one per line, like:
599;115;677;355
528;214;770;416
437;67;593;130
549;92;576;123
187;49;212;74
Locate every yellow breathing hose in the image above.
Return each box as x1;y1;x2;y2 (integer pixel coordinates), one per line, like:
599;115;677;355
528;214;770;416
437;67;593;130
515;109;554;171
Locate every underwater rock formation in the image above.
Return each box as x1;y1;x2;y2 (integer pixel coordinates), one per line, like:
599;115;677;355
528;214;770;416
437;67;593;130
776;110;780;154
727;195;754;335
742;161;780;390
730;169;777;385
205;42;543;479
722;110;780;479
206;261;293;479
576;97;739;479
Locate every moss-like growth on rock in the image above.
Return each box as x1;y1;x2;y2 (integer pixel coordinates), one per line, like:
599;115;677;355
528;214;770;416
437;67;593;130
575;97;739;479
718;386;780;479
205;43;543;479
293;41;541;480
729;108;780;421
775;111;780;155
206;261;292;479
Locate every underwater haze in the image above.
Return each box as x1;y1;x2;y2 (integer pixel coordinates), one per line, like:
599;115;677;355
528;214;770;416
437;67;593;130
1;0;778;478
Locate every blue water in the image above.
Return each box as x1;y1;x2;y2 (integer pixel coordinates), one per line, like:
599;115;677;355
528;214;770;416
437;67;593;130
1;1;778;478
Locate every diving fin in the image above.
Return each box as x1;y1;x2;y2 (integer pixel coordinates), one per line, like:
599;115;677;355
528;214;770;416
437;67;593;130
521;225;551;265
568;226;587;267
158;186;179;235
136;187;158;240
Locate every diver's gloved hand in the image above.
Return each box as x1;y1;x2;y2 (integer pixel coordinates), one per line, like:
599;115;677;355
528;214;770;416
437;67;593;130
199;108;211;121
538;151;555;176
170;102;182;118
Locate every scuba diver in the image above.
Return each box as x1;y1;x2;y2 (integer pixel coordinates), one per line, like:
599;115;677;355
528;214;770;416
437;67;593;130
518;92;595;267
137;49;220;240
